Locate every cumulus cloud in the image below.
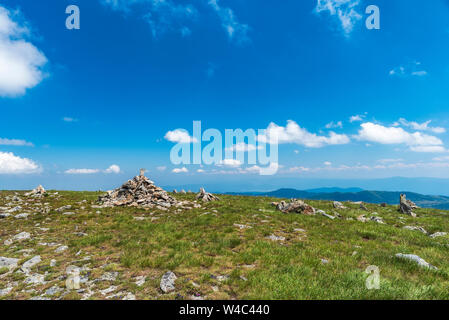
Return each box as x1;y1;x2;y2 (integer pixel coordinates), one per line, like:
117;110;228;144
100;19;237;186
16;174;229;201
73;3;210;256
104;164;121;174
259;120;350;148
349;114;364;122
0;151;41;174
172;167;188;173
218;158;242;167
315;0;363;36
208;0;250;44
394;118;445;134
0;138;34;146
0;6;48;97
355;122;445;152
157;166;167;171
164;129;197;143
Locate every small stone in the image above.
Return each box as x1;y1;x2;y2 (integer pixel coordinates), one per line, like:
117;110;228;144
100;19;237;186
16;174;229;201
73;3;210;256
266;234;285;241
100;286;118;295
321;259;329;264
429;232;447;239
403;226;427;234
135;276;146;287
100;272;119;281
160;271;177;293
0;256;19;271
21;255;41;273
55;245;68;253
14;213;29;219
395;253;437;270
50;259;57;267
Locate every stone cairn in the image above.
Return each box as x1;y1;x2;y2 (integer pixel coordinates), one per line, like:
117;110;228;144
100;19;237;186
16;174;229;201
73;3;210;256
98;169;178;208
25;185;46;197
399;194;418;217
196;188;220;202
273;199;316;215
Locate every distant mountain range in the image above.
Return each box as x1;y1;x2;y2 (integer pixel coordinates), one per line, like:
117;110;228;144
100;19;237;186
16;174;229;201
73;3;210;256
227;188;449;210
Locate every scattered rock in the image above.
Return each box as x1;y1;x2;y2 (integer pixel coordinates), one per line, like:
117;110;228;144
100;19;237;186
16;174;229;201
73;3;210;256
14;213;29;219
276;199;315;215
234;223;251;230
100;286;118;295
21;255;41;273
321;259;329;264
160;271;177;293
429;232;447;239
360;203;368;211
56;205;72;212
4;231;31;245
45;285;63;296
135;275;146;287
55;245;68;253
0;257;19;272
403;226;427;234
370;216;385;224
320;211;336;220
100;272;119;281
333;201;347;210
266;234;285;241
357;215;368;222
395;253;437;270
196;188;220;202
24;273;45;285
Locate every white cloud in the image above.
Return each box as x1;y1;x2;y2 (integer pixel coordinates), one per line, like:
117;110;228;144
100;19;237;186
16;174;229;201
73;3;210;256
289;166;310;173
325;121;343;129
218;158;242;167
433;156;449;162
389;61;428;78
65;164;120;174
259;120;350;147
164;129;197;143
0;138;34;146
172;167;188;173
104;164;121;174
63;117;78;123
324;161;332;166
197;168;205;173
377;158;403;164
0;6;47;97
315;0;363;36
355;122;445;152
208;0;250;44
157;166;167;171
0;151;41;174
65;168;100;174
394;118;445;134
349;114;364;122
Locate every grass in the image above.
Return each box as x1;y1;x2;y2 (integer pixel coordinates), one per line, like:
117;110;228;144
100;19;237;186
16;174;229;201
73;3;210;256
0;190;448;300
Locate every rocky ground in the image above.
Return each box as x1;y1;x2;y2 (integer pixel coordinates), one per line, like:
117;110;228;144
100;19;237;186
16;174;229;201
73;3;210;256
1;187;449;300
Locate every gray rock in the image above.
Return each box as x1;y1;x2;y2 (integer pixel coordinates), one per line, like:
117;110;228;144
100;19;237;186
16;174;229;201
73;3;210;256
0;256;19;271
55;245;68;253
14;213;29;219
0;213;11;219
45;285;63;296
370;216;385;224
56;205;72;212
266;234;285;241
0;287;12;297
21;255;41;272
24;273;45;285
429;232;447;239
135;275;146;287
395;253;437;270
403;226;427;234
100;272;119;281
333;201;346;209
321;212;336;220
160;271;177;293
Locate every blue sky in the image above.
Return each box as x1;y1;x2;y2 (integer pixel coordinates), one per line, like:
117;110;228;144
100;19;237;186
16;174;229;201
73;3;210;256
1;0;449;192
